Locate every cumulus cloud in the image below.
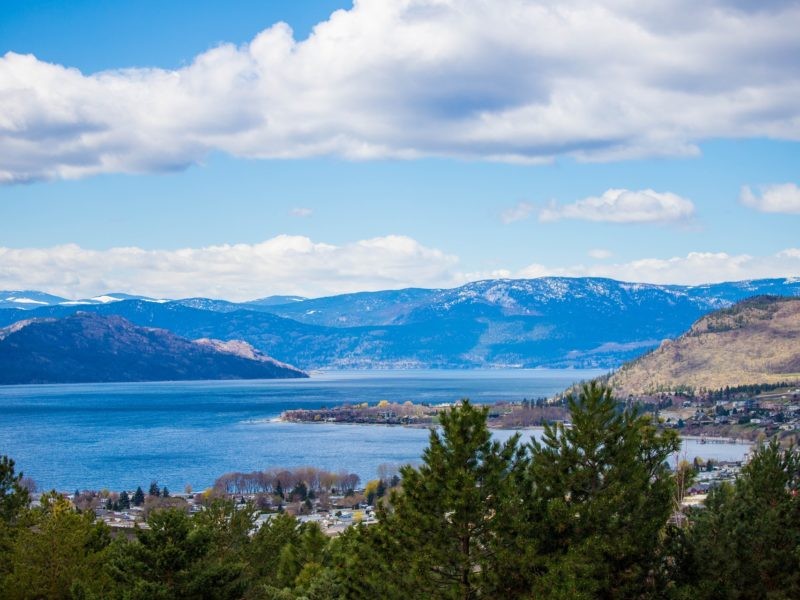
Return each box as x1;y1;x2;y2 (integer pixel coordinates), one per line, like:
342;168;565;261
500;201;534;224
0;235;459;300
588;248;613;259
740;183;800;214
539;189;695;224
517;249;800;285
290;207;313;217
1;0;800;182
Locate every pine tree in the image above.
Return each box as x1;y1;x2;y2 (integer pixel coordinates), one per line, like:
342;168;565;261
119;490;131;510
250;512;301;582
0;456;31;587
132;486;145;507
107;507;246;598
148;481;160;497
0;456;29;526
686;440;800;599
344;399;531;599
526;382;680;599
4;493;113;597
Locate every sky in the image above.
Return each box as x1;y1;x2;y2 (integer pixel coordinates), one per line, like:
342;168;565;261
1;0;799;301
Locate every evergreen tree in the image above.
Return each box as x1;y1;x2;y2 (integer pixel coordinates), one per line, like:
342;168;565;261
161;486;169;498
107;507;247;598
0;456;29;526
250;512;301;583
686;440;800;599
526;382;680;599
0;456;31;586
185;499;254;597
3;492;114;598
118;490;131;510
132;487;145;507
291;482;307;502
343;399;531;599
148;482;160;497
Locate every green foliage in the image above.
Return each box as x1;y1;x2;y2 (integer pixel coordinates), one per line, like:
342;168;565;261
249;512;301;583
527;382;681;599
0;456;31;587
2;492;113;600
685;441;800;599
0;456;29;526
342;399;531;599
105;505;252;599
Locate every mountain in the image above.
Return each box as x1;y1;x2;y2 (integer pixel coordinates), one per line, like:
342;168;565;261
258;288;435;326
0;291;165;310
0;312;307;384
1;277;799;369
260;278;800;327
0;290;69;309
62;293;166;306
609;296;800;395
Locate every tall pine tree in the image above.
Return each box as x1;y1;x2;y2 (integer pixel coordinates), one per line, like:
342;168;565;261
526;382;680;599
344;399;531;599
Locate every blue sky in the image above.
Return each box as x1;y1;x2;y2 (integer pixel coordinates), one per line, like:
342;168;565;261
1;1;799;300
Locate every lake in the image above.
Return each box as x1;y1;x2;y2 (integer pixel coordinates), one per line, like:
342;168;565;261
0;369;750;492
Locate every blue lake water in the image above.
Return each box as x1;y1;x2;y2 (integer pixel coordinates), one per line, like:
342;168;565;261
0;369;750;492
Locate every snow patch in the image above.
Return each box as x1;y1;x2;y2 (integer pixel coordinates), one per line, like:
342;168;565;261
5;297;48;305
90;295;123;303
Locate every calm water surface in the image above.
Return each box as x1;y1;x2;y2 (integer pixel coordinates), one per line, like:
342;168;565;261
0;369;749;491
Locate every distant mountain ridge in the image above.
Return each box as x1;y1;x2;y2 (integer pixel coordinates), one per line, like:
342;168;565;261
0;312;307;384
0;291;165;310
609;296;800;395
1;277;799;370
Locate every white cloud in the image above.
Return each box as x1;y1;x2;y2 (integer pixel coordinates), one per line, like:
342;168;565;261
290;207;313;217
500;201;534;224
0;235;459;300
588;248;613;259
2;0;800;182
740;183;800;214
517;249;800;285
539;189;695;224
2;236;799;298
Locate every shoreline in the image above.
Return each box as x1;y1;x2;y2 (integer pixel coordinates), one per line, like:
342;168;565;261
679;435;753;445
277;418;549;432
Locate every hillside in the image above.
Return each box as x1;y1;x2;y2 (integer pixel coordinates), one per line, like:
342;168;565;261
609;296;800;395
0;312;307;384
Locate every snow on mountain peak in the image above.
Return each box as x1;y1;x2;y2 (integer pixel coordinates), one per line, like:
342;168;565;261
90;295;123;304
4;296;48;305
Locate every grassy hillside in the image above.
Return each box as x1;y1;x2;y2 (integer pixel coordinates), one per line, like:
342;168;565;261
609;296;800;395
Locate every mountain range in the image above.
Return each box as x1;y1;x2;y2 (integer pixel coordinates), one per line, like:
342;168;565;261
1;277;799;370
0;312;307;384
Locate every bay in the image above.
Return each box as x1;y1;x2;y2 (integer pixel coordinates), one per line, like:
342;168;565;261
0;369;749;492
